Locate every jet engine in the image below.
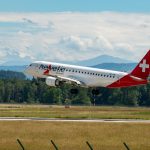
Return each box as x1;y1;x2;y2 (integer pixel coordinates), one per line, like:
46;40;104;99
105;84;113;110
46;77;60;87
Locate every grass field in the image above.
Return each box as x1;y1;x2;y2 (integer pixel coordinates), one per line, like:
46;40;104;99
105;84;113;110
0;105;150;149
0;121;149;150
0;104;150;120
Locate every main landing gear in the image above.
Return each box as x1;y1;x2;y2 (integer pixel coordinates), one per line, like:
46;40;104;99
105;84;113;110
70;88;100;96
70;88;79;94
91;89;100;96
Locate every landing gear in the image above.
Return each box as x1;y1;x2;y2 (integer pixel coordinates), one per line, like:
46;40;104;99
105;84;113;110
69;88;99;95
70;88;79;94
91;89;100;106
92;89;100;96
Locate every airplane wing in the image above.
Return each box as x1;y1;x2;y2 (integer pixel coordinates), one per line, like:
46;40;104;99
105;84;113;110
47;74;85;86
56;75;84;86
42;67;85;86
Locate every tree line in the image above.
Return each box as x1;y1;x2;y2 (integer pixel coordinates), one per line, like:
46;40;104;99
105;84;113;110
0;70;150;106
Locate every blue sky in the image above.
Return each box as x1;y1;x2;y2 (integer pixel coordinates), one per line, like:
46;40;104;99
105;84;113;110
0;0;150;12
0;0;150;65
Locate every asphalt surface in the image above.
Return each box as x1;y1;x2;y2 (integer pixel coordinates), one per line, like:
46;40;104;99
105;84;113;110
0;117;150;123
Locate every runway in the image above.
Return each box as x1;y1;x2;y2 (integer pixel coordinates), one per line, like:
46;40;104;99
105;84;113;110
0;117;150;123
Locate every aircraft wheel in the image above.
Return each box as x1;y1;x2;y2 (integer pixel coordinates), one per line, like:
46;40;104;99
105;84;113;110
92;89;99;95
70;88;78;94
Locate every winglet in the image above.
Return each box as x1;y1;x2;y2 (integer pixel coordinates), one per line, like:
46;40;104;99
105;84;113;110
131;50;150;79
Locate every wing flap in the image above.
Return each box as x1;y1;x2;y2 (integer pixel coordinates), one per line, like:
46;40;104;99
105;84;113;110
56;76;82;85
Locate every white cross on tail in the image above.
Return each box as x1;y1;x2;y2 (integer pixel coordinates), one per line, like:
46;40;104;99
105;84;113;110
139;59;149;72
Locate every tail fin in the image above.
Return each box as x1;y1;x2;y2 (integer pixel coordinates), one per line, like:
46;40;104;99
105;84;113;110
131;50;150;79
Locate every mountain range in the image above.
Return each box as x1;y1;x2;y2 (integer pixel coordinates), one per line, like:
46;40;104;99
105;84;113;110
72;54;133;66
92;63;136;72
0;54;136;73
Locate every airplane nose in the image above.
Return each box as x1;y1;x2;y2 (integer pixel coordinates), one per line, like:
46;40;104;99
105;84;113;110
24;67;28;74
24;66;31;75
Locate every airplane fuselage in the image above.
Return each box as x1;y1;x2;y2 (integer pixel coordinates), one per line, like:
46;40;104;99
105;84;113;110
25;50;150;89
25;61;128;87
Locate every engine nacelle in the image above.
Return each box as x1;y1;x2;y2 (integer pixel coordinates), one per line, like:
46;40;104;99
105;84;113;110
46;77;59;87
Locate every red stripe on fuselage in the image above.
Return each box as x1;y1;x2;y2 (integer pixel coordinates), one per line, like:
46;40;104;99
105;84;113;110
107;75;147;88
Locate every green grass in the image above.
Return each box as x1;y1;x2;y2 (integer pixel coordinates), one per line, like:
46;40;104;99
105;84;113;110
0;104;150;119
0;121;149;150
0;105;150;149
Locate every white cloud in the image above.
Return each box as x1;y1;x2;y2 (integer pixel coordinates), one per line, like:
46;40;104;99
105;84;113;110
0;12;150;64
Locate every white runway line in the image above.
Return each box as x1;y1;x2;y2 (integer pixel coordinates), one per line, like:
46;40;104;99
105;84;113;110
0;117;150;123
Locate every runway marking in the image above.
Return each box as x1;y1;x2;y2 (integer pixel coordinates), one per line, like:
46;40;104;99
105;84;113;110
0;117;150;123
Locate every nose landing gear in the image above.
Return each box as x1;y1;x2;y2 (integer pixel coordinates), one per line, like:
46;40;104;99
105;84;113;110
91;89;100;96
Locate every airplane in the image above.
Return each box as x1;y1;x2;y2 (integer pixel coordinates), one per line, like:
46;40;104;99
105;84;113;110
25;50;150;95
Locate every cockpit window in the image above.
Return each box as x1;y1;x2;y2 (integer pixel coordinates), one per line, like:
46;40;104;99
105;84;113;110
33;63;38;67
29;63;38;67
